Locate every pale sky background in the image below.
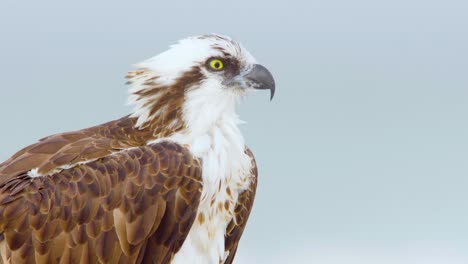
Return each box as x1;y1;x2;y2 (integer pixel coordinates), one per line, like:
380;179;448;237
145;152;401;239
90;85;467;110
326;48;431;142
1;0;468;263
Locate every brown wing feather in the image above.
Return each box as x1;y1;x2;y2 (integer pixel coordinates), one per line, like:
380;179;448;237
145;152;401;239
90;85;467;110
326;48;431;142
0;141;202;264
0;116;155;181
224;148;258;264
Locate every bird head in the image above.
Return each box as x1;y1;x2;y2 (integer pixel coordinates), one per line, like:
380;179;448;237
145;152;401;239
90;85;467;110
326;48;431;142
127;34;275;136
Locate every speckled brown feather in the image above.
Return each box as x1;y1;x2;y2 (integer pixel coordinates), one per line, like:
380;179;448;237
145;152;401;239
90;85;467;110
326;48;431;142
0;139;203;264
224;148;258;264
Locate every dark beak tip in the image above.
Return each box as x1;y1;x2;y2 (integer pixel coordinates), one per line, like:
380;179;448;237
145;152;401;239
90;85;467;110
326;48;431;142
270;86;275;101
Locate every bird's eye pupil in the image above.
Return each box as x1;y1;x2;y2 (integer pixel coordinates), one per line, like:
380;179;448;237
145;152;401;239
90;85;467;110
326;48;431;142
214;62;220;68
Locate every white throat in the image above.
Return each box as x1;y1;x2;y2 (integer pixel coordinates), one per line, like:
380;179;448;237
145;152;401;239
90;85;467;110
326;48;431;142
161;81;253;264
161;79;253;192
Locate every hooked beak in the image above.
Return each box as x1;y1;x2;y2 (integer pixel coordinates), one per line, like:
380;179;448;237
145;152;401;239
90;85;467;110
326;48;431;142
243;64;276;100
224;64;276;100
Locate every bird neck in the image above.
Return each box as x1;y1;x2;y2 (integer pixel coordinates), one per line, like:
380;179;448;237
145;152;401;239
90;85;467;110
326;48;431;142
165;87;244;157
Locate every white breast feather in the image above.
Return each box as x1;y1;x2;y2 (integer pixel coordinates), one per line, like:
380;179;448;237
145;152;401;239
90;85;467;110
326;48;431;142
149;79;253;264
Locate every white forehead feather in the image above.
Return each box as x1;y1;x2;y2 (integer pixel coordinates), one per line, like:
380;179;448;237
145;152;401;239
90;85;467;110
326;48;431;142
135;35;256;83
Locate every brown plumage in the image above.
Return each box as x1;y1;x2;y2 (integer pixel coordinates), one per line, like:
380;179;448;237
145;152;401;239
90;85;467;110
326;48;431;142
0;116;257;264
0;117;202;263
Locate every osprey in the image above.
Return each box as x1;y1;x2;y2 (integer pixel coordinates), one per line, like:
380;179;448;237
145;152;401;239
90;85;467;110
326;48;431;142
0;34;275;264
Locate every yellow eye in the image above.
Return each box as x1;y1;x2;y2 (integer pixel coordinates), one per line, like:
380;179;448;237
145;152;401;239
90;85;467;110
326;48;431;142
209;59;224;70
